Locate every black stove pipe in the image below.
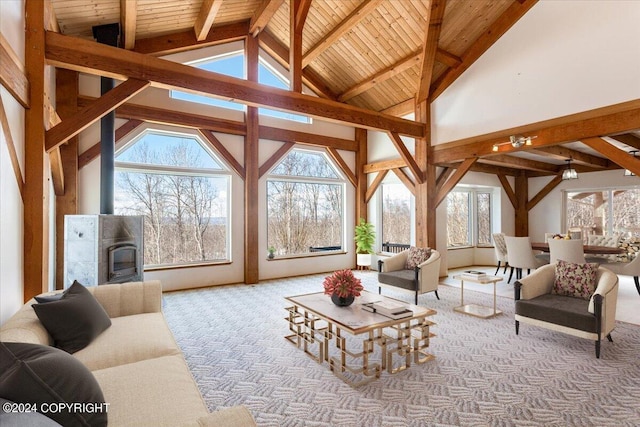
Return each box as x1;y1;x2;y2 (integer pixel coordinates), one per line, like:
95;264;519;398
92;23;120;215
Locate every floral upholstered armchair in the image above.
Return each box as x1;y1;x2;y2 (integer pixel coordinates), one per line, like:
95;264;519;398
377;247;441;304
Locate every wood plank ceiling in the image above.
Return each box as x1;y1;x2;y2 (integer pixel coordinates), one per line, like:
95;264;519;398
49;0;640;178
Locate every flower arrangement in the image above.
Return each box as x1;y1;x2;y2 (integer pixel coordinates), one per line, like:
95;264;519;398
323;269;364;298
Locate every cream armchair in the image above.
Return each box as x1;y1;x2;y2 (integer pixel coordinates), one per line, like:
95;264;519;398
514;264;619;358
377;249;441;304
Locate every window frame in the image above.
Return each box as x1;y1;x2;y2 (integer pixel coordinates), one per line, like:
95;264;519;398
447;187;494;249
265;148;347;259
114;128;233;268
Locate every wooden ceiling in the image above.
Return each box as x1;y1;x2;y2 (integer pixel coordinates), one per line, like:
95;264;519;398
48;0;640;177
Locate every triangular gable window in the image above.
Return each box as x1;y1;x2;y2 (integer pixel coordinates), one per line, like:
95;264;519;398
170;50;310;123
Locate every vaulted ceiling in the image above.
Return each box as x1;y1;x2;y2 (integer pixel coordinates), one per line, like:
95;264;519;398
48;0;640;177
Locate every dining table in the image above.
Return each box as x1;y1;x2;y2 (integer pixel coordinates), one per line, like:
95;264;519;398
531;242;626;255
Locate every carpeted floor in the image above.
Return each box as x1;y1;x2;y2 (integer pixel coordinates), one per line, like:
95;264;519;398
163;271;640;426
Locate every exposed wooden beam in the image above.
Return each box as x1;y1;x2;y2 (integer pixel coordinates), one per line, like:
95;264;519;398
581;137;640;176
45;78;150;152
259;126;357;151
326;147;356;187
133;21;249;56
388;132;424;183
391;168;416;196
497;174;517;209
381;98;414;117
46;31;424;137
194;0;223;41
49;147;64;196
430;0;538;101
479;154;559;173
258;30;336;99
198;129;246;179
79;97;247;136
79;119;144;169
526;174;563;211
532;145;610;169
259;141;294;178
44;0;60;32
245;34;259;284
0;33;29;108
439;160;523;177
363;158;407;174
608;133;640;150
339;52;421;102
436;48;462;68
433;100;640;164
302;0;382;68
289;0;312;92
120;0;137;49
24;0;48;301
435;157;477;207
365;169;388;203
0;96;24;198
435;167;453;192
250;0;284;37
417;0;446;103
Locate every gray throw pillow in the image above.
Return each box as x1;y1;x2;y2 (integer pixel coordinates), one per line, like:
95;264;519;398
0;342;107;427
32;281;111;353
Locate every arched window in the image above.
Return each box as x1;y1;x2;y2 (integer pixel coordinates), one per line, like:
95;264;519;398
266;148;345;256
114;129;231;267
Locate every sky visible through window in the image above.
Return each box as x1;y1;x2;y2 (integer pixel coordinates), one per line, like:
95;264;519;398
171;53;309;123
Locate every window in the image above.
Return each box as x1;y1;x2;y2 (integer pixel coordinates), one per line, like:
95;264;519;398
267;149;345;256
381;183;412;246
171;50;310;123
446;189;493;248
565;187;640;239
114;129;231;267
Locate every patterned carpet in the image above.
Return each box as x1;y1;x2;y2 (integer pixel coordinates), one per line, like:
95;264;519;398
162;271;640;427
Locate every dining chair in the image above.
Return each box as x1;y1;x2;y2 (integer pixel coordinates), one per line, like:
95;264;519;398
548;238;586;264
587;234;622;262
504;236;547;283
492;233;509;275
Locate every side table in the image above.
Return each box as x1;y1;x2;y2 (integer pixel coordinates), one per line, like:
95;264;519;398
452;275;503;319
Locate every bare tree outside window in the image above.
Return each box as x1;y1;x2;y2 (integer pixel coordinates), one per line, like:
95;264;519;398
267;149;344;256
447;192;471;247
114;131;230;266
476;192;492;246
566;189;640;238
381;183;411;246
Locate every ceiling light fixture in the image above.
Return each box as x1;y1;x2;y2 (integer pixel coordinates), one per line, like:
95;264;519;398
562;158;578;180
492;135;536;152
624;150;638;176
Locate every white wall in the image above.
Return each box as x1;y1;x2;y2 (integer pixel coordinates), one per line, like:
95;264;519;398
432;0;640;144
0;0;25;324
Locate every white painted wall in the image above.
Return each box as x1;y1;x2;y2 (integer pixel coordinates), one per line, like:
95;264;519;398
0;0;25;324
432;0;640;144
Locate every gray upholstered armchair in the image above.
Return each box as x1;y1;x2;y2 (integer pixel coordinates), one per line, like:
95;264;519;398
377;249;441;304
514;263;619;358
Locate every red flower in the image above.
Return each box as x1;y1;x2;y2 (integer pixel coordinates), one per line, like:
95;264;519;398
323;269;364;298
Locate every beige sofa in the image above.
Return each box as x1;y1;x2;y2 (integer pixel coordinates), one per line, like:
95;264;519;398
0;280;256;427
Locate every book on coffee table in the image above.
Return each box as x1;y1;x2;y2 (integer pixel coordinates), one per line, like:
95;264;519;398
462;270;487;280
362;301;413;319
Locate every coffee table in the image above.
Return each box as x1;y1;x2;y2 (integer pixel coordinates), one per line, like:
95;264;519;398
285;290;436;386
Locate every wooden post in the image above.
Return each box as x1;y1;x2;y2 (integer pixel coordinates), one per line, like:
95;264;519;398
24;0;48;301
54;69;79;290
355;128;367;222
244;35;259;284
515;171;529;236
415;100;435;248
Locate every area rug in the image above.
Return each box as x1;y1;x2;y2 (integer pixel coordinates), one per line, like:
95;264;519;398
162;271;640;426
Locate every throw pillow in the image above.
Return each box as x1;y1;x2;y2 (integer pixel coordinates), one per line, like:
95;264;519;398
33;280;111;353
34;292;65;303
405;246;432;270
0;342;108;427
552;259;599;300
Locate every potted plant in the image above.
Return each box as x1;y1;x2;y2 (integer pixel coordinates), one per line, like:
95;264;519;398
354;218;375;268
323;269;364;306
267;246;276;259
